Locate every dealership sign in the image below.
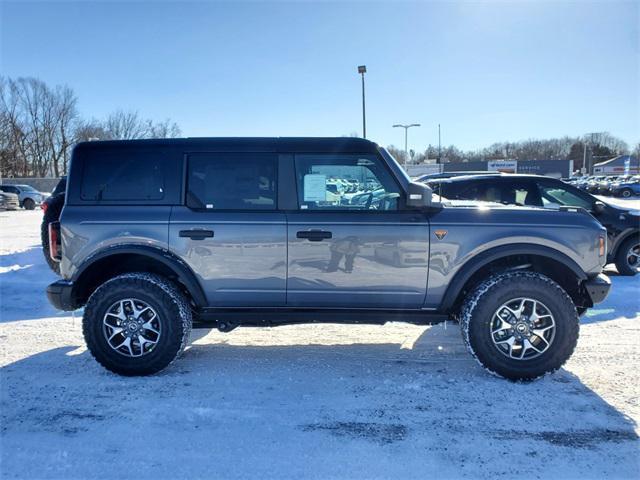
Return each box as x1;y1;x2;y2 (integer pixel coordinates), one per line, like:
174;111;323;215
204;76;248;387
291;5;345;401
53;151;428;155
487;160;518;173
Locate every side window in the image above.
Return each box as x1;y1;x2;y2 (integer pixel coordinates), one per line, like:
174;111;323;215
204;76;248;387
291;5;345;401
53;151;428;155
1;186;18;194
187;153;277;210
294;154;401;211
538;183;592;209
81;150;165;201
510;182;542;206
447;182;483;201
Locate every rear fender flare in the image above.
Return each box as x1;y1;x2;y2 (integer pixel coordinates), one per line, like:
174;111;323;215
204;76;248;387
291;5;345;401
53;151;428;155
72;245;207;307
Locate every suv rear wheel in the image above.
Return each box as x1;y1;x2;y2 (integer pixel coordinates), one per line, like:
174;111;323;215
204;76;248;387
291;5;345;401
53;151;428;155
83;273;192;376
461;271;579;381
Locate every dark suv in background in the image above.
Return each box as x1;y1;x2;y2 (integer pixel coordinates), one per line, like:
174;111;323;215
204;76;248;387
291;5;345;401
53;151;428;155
41;176;67;274
425;174;640;275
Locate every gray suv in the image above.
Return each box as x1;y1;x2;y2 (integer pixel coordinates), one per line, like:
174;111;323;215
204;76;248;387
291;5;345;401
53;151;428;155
47;138;611;379
0;184;45;209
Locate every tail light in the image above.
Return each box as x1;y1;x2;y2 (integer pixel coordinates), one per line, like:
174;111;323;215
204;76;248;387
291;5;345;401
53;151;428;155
42;202;48;213
49;221;61;262
599;236;606;257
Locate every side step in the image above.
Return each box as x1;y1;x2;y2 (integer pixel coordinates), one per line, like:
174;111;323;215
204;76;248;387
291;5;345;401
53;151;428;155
194;307;449;331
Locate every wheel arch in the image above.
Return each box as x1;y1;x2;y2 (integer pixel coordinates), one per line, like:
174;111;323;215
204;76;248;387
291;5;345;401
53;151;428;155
609;228;639;259
439;243;588;314
71;245;207;308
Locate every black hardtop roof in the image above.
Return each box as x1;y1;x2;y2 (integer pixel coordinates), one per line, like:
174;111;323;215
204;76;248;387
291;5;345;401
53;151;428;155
74;137;380;154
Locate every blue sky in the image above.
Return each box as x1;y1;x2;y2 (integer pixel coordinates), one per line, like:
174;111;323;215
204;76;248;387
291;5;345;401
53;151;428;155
1;0;638;151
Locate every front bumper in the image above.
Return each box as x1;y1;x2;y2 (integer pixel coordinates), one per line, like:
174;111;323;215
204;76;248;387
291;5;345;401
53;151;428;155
46;280;76;311
584;273;611;305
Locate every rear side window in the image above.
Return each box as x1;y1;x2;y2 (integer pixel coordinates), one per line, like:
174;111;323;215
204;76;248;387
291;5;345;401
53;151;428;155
186;153;277;210
81;151;165;201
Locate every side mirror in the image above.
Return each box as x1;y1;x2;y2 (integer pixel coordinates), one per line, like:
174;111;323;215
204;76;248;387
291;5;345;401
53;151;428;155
406;182;433;209
593;201;606;214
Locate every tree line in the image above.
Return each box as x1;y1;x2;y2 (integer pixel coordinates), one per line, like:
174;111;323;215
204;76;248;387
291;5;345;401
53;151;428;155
388;132;639;171
0;77;180;178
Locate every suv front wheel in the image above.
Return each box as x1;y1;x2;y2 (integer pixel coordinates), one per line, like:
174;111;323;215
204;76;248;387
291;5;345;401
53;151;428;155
83;273;192;376
461;271;579;381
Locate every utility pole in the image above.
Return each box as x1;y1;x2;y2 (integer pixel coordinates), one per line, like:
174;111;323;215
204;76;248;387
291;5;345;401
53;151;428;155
357;65;367;138
583;132;598;174
438;124;442;164
393;124;421;165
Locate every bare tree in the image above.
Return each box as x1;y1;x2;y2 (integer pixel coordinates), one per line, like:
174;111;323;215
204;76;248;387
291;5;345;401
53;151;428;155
0;77;78;177
104;110;151;140
101;110;181;140
148;118;181;138
0;77;183;177
73;118;109;143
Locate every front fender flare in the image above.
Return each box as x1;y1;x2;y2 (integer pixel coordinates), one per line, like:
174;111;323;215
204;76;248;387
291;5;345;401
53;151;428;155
438;243;587;313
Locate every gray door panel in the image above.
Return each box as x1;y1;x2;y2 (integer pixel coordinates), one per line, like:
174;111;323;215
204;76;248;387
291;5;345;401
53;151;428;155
287;212;429;308
169;207;287;306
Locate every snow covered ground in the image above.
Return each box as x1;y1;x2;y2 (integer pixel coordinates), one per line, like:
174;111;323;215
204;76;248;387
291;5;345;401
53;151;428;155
1;207;639;479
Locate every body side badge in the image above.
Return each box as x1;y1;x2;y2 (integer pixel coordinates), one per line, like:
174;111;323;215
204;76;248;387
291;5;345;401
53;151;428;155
434;229;448;240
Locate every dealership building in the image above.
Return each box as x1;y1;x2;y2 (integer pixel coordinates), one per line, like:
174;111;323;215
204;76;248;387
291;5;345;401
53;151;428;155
593;155;639;175
406;159;574;179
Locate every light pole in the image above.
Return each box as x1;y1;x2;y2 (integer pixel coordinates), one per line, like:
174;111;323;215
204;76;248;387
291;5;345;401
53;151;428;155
438;124;442;164
393;123;421;164
357;65;367;138
583;132;598;174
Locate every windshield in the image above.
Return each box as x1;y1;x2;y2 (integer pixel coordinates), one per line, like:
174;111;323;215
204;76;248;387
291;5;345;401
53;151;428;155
17;185;37;192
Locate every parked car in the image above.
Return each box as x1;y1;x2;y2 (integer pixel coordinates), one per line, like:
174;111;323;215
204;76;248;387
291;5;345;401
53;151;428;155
0;191;20;210
0;184;45;209
595;177;614;195
41;176;67;275
425;174;640;275
605;175;632;194
575;176;593;191
47;137;610;379
610;176;640;198
584;176;607;193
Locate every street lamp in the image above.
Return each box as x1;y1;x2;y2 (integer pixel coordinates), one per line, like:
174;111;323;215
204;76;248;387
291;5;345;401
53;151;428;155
393;123;421;164
583;132;599;174
357;65;367;138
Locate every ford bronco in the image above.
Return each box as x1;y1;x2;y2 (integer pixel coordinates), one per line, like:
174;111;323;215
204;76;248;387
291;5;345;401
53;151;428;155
47;137;611;379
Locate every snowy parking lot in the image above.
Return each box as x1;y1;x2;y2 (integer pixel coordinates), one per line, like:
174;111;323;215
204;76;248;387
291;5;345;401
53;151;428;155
1;207;639;479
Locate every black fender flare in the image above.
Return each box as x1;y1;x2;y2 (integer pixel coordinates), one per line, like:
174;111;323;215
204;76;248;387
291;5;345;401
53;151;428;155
609;228;639;259
438;243;587;312
72;245;207;307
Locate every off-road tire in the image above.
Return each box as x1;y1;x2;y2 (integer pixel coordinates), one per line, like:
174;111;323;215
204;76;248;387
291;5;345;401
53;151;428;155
615;236;640;276
461;271;579;381
83;273;192;376
23;198;35;210
40;195;64;275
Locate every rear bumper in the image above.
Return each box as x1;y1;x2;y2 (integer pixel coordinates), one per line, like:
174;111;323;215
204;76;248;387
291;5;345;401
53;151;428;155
584;273;611;305
46;280;76;311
